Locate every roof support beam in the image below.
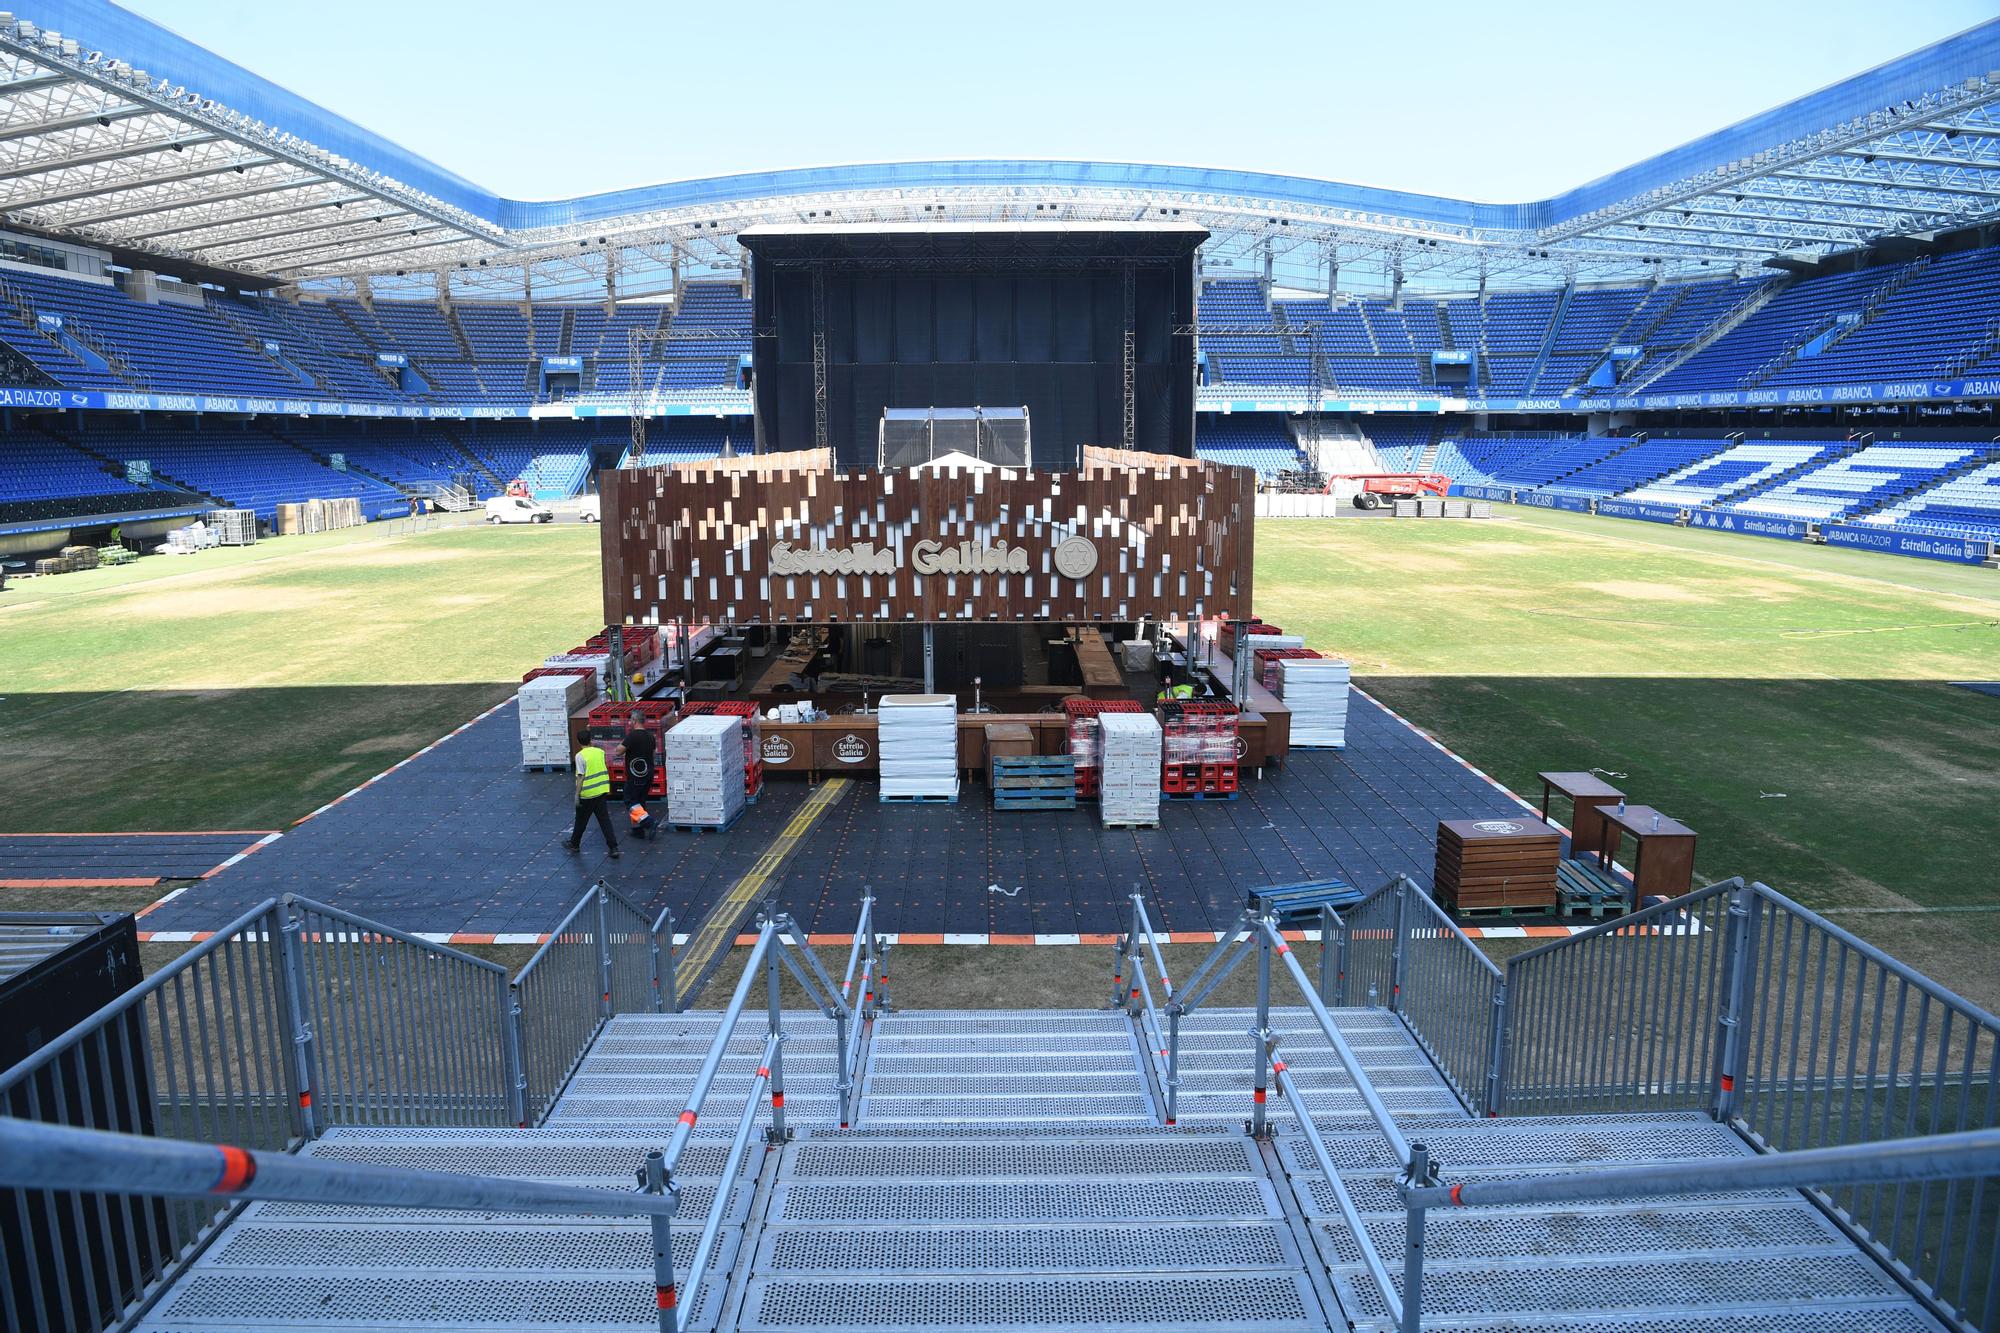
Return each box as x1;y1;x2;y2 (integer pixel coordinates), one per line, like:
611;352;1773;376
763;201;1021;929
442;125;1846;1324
0;153;273;210
0;101;150;144
1824;147;2000;173
71;174;321;228
223;221;445;266
0;130;222;182
0;72;71;99
177;206;408;253
1770;168;1999;201
267;234;473;275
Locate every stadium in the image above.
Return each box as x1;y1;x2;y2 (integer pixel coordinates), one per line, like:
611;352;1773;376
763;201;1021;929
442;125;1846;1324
1;2;1998;1331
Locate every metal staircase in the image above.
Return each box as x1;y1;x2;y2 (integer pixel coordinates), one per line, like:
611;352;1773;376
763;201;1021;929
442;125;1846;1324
2;881;1994;1333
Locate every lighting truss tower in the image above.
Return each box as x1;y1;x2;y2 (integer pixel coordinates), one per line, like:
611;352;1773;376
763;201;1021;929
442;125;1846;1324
625;321;748;468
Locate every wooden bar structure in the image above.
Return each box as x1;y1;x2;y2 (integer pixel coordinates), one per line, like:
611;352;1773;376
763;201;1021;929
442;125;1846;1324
1598;806;1699;901
1537;771;1625;859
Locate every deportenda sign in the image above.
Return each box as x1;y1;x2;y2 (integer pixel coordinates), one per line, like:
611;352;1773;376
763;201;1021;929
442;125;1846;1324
1688;510;1807;542
1596;499;1684;525
1823;523;1992;565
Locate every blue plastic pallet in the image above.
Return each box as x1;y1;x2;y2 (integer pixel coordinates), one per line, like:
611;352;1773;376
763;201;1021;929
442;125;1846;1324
1162;790;1240;802
669;805;748;834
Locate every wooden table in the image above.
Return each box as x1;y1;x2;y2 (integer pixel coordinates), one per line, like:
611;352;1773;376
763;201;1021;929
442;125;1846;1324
1537;771;1625;860
1597;806;1698;902
1435;816;1561;915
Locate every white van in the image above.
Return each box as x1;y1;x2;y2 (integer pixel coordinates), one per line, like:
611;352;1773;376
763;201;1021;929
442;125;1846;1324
575;494;601;523
484;495;553;524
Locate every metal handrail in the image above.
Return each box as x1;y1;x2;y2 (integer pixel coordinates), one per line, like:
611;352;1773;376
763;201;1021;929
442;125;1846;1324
1116;894;1175;1114
0;1115;679;1220
1405;1126;2000;1213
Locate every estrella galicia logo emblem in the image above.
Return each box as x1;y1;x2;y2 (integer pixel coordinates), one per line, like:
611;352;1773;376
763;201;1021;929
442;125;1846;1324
832;733;870;763
1472;820;1525;835
761;736;794;763
1234;735;1248;761
1052;535;1099;580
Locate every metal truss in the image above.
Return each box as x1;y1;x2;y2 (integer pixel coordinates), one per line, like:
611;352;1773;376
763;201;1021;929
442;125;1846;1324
0;12;1993;303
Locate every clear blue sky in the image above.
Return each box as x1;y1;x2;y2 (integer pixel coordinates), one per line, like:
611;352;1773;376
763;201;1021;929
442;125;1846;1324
124;0;1996;204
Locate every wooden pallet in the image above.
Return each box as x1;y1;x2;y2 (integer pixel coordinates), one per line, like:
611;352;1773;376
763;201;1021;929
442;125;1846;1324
993;793;1078;811
1557;859;1629;918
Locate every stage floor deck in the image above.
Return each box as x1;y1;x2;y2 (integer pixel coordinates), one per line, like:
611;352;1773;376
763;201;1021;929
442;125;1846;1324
137;691;1536;942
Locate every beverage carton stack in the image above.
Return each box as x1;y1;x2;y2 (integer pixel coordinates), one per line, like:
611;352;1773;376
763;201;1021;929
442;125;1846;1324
1098;711;1163;828
1063;697;1143;799
679;700;764;801
665;715;747;829
878;694;960;802
1255;646;1322;691
1275;656;1352;749
518;671;595;768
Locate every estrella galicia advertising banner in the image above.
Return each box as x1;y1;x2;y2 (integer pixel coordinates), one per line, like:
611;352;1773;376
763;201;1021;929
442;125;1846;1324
1596;499;1684;525
1514;490;1593;513
1823;523;1993;565
1687;510;1807;542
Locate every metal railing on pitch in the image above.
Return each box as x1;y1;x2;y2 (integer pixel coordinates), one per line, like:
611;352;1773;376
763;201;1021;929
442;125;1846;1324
510;880;677;1127
1497;877;2000;1331
0;894;524;1333
1161;906;1424;1331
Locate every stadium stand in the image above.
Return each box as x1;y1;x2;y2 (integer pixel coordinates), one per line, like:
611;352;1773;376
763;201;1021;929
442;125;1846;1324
1535;438;1733;499
1621;441;1844;507
1432;432;1587;487
1363;419;1440;471
1193;414;1306;476
1731;443;1982;522
1866;457;2000;540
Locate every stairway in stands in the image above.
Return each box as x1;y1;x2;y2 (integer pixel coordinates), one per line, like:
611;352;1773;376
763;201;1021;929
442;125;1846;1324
133;1004;1945;1331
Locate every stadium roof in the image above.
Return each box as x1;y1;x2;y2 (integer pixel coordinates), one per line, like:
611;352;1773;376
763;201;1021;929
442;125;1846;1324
0;2;1997;300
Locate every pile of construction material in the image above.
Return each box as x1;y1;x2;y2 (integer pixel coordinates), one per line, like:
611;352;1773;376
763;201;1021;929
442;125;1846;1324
160;521;220;555
665;714;747;828
97;545;136;566
60;544;99;571
878;694;959;802
211;509;257;545
1098;711;1163;828
1275;655;1352;748
274;498;365;535
517;670;596;768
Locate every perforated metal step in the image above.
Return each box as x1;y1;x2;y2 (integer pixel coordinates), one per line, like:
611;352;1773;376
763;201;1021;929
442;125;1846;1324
772;1176;1281;1223
740;1273;1325;1331
753;1219;1302;1276
784;1137;1261;1180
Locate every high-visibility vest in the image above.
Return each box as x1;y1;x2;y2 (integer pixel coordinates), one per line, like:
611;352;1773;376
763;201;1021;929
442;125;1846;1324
575;746;612;800
1156;684;1195;702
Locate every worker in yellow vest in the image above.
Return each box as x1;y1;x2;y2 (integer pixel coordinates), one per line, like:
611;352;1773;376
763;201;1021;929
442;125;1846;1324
563;728;620;858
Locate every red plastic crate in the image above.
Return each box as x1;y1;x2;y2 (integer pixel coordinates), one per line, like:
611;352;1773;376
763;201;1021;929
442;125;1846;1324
1062;698;1143;800
586;702;678;798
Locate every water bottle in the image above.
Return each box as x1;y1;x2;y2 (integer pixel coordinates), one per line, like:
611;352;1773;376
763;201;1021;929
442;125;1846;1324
1651;813;1661;832
1616;797;1626;816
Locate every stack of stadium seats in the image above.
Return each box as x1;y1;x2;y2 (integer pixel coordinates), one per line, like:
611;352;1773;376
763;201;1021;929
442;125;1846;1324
1194;415;1307;477
1732;444;1979;522
1622;441;1839;508
1865;455;2000;541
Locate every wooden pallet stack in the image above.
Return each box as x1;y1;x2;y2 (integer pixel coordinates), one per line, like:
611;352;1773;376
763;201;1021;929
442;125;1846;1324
990;756;1078;811
1434;817;1561;917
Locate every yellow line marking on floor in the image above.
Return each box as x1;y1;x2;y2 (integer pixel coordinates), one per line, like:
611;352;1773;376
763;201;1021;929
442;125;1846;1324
670;778;852;1004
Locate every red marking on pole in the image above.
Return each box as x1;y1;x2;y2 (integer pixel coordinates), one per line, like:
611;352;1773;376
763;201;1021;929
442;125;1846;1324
211;1145;256;1194
1271;1060;1287;1075
601;992;610;1004
1719;1075;1735;1092
771;1092;785;1108
297;1091;312;1109
678;1109;697;1126
1165;1117;1176;1126
1276;943;1289;955
1449;1183;1465;1207
657;1284;677;1310
1252;1088;1266;1104
756;1066;770;1079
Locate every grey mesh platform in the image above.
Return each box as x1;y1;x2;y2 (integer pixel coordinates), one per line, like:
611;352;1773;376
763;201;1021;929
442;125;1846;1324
136;1005;1946;1332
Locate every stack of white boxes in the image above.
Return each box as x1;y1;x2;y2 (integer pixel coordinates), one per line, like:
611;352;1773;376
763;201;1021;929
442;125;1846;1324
878;695;960;801
518;672;594;767
1276;656;1352;748
542;652;612;693
665;715;746;828
1098;711;1163;827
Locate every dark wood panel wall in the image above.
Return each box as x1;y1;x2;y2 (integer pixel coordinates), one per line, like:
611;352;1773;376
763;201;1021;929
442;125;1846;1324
600;455;1255;626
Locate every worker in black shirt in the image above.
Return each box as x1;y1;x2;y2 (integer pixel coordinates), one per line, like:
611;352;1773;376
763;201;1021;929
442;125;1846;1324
621;720;659;839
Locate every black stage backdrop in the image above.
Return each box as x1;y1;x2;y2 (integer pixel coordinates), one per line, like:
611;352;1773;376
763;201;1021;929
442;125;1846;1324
741;225;1204;468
